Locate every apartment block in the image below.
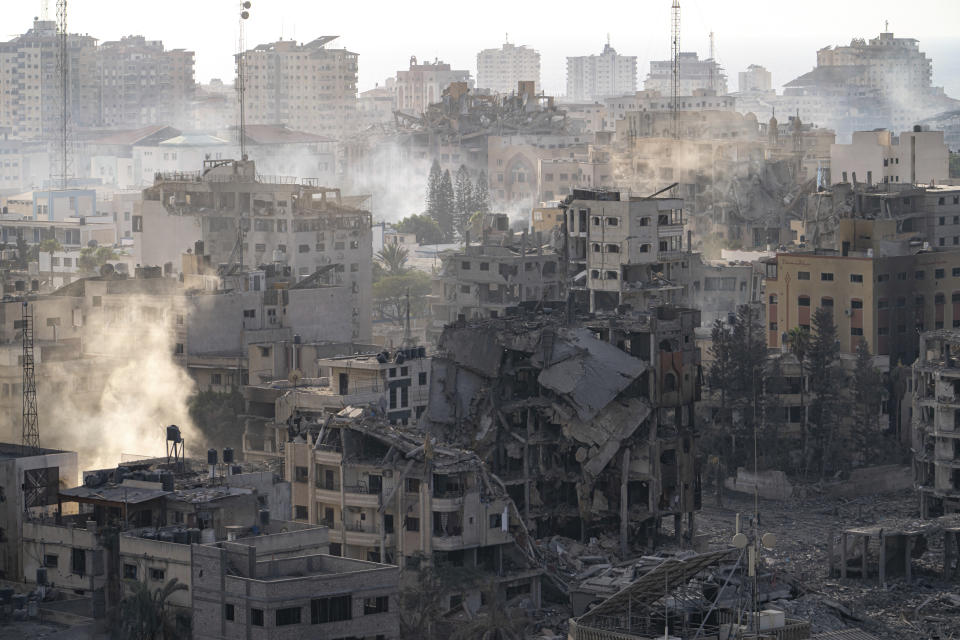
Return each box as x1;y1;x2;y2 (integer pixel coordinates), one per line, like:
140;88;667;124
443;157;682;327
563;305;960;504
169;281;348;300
476;42;541;95
831;129;949;186
96;36;195;128
738;64;773;94
240;37;358;139
563;188;688;312
566;43;637;103
284;418;542;611
394;57;471;115
644;52;727;97
913;331;960;517
137;159;373;341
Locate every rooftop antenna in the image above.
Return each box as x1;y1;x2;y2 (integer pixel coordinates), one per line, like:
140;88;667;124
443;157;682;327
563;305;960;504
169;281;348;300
51;0;71;190
708;31;716;93
885;19;889;32
41;0;49;20
237;1;252;161
505;32;509;45
671;0;681;139
18;302;39;455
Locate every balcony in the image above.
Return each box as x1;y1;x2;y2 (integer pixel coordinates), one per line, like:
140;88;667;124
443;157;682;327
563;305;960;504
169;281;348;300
341;523;386;547
657;250;686;262
432;534;465;551
314;486;340;504
313;447;342;465
343;483;381;508
432;494;464;511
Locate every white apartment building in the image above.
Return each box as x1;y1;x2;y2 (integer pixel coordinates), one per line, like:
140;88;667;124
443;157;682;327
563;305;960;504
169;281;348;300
831;128;949;186
566;43;637;102
240;37;358;139
394;57;472;114
603;89;735;131
738;64;772;94
476;42;541;95
645;52;728;97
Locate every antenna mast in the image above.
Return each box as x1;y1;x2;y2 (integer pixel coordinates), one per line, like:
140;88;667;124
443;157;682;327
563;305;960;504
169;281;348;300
671;0;681;139
51;0;71;190
237;1;252;161
20;303;39;454
709;31;716;93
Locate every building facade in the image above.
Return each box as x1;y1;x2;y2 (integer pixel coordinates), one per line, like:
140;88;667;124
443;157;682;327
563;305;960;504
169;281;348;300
394;57;471;115
644;52;728;97
566;43;637;103
240;37;358;139
476;42;541;95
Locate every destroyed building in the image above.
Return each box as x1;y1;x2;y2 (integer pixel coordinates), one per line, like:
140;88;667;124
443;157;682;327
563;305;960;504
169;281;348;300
563;188;689;312
284;414;543;611
138;158;373;341
913;330;960;516
429;213;564;340
426;306;702;551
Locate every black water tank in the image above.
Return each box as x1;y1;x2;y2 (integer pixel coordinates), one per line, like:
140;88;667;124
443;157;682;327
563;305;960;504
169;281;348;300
418;347;426;358
207;448;218;465
223;447;234;464
160;472;175;492
36;567;47;585
259;509;270;526
173;530;189;544
84;474;99;488
166;425;182;442
232;465;242;476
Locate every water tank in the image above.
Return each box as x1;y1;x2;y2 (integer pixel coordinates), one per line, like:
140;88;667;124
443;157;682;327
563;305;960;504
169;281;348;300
418;347;426;358
259;509;270;526
376;352;387;364
158;531;174;543
222;447;234;464
200;528;215;544
166;425;182;442
293;334;301;345
84;474;99;488
160;472;174;492
173;530;189;544
207;448;218;465
187;528;201;543
232;465;242;475
36;567;47;585
114;467;129;483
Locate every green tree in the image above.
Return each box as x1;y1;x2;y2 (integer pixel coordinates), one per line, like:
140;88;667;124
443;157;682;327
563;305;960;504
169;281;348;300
79;246;119;273
435;169;456;241
706;319;735;462
786;326;811;469
376;243;410;275
473;170;490;215
426;160;443;230
396;213;444;245
729;305;767;468
807;307;845;479
762;355;791;469
38;237;63;254
453;165;473;240
851;338;884;465
116;577;188;640
187;389;245;454
373;270;432;325
399;559;460;640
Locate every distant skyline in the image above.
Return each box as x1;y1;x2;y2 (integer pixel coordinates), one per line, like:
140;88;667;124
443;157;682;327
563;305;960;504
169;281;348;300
5;0;960;100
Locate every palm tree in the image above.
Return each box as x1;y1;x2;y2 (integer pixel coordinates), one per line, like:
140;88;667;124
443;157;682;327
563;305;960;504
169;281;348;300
450;581;525;640
376;243;410;275
787;326;811;474
117;577;188;640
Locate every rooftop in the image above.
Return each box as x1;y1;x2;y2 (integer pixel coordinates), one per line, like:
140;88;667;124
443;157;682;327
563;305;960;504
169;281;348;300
0;443;68;461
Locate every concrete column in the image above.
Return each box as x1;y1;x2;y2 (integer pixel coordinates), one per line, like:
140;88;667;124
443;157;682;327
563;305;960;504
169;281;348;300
687;511;696;542
878;533;886;587
620;448;630;557
840;532;848;578
862;535;869;580
905;535;914;583
673;514;682;544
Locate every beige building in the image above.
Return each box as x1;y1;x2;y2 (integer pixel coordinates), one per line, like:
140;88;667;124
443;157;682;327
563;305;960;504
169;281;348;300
563;189;688;312
285;418;542;612
645;52;727;96
394;57;471;115
566;43;637;103
738;64;773;94
476;42;541;95
240;37;358;140
913;331;960;517
831;128;949;187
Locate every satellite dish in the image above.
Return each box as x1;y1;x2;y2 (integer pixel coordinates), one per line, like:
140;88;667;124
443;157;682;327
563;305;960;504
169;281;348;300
288;369;302;385
100;263;115;277
732;533;749;549
761;532;777;550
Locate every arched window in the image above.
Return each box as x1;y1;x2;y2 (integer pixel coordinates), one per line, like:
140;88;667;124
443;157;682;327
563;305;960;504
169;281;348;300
664;372;677;392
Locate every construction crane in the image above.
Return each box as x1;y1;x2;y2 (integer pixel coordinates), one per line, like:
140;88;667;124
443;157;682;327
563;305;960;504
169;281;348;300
50;0;71;190
671;0;680;139
17;303;39;454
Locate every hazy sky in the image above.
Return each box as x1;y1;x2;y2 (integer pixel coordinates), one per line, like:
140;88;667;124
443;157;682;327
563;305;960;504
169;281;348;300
7;0;960;97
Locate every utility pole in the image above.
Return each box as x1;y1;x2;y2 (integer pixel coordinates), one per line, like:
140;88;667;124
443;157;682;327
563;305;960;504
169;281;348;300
237;1;252;161
671;0;681;139
19;303;39;454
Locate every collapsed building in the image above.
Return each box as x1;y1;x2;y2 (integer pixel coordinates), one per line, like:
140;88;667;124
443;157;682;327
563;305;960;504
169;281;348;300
283;412;543;611
425;306;702;552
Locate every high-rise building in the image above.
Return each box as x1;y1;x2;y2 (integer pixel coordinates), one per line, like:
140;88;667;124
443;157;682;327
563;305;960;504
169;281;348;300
0;19;98;139
394;56;472;114
97;36;195;128
738;64;772;94
566;43;637;102
240;37;358;139
644;52;728;96
476;42;540;95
